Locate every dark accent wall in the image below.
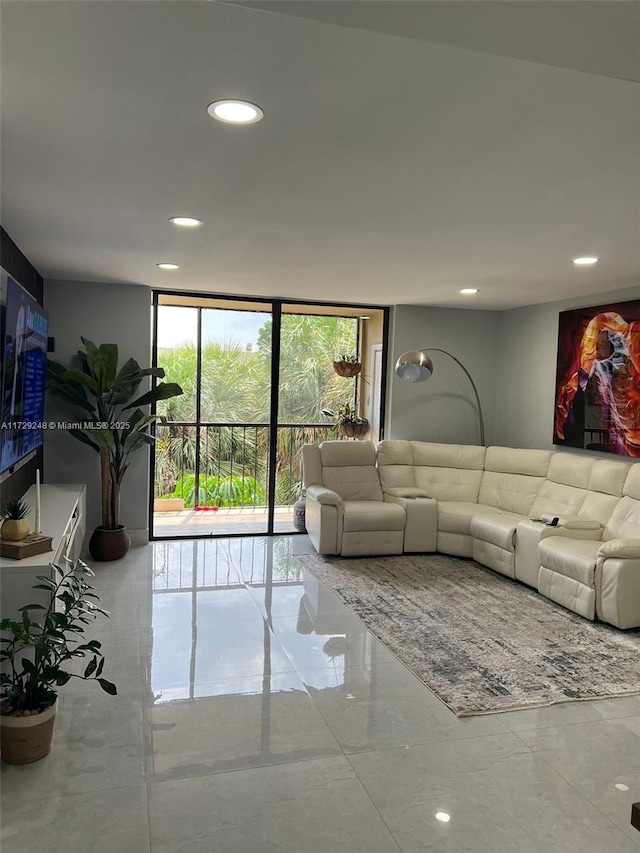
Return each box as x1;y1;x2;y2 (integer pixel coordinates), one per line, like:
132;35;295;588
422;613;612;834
0;227;44;504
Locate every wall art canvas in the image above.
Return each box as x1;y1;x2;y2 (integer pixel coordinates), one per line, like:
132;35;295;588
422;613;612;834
554;300;640;456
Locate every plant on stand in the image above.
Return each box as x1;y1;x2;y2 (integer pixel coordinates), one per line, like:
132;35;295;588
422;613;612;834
322;403;369;439
47;338;183;560
0;559;116;764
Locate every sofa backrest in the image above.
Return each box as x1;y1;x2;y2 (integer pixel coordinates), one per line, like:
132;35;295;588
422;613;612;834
529;453;593;518
376;440;415;490
603;463;640;541
315;440;384;502
377;440;486;502
411;441;486;502
579;458;631;527
478;446;553;515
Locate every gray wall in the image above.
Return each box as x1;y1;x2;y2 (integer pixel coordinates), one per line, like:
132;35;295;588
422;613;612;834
386;305;500;445
495;284;640;450
44;280;152;532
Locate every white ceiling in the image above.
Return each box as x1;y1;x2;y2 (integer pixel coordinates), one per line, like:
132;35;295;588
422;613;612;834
1;0;639;310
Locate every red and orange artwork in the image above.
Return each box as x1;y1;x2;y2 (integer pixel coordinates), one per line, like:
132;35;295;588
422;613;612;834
554;300;640;457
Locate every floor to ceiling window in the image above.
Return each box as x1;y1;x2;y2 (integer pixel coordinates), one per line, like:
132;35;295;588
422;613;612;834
150;293;388;539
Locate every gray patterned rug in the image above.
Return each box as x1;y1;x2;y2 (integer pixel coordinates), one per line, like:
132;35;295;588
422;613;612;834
296;552;640;716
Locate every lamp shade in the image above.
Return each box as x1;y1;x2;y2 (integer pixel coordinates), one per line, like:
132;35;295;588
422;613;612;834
395;351;434;382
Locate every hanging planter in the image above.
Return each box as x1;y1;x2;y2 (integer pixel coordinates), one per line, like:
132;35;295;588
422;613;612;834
333;355;361;378
338;421;369;439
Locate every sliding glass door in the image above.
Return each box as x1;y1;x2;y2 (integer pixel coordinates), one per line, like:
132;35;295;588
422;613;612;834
151;294;387;540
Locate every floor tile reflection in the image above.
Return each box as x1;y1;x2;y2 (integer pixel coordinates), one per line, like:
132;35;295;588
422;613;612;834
3;535;639;853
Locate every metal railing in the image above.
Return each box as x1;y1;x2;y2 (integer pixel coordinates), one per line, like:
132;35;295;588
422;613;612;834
153;422;334;509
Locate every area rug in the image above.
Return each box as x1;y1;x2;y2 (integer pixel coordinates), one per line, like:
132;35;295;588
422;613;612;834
296;552;640;716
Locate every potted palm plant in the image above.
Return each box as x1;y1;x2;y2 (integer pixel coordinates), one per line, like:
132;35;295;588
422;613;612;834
47;338;183;561
0;559;116;764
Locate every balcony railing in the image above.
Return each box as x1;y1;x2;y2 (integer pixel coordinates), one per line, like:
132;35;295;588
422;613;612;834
153;422;334;511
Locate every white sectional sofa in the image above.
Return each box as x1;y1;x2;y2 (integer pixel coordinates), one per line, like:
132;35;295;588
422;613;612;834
302;439;640;629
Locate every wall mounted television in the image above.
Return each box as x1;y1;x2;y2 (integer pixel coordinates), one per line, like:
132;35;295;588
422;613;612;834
0;270;49;474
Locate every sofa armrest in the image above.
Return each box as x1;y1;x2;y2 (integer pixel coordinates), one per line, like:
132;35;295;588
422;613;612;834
598;539;640;560
539;513;602;531
383;487;431;499
306;485;343;506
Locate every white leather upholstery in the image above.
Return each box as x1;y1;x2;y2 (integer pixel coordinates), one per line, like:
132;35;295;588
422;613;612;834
303;438;640;628
303;441;406;557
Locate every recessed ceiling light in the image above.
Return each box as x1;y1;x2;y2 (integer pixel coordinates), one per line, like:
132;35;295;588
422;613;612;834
572;257;599;266
156;263;180;270
435;812;451;823
207;100;264;124
169;217;202;228
460;288;479;294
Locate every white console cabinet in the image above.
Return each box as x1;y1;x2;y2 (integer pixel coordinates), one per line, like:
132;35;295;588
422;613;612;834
0;484;86;622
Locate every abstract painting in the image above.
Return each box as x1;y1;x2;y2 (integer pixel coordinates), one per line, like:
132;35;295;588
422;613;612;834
554;300;640;456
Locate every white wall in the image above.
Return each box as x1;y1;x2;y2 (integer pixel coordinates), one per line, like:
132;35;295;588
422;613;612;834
386;305;500;445
44;280;152;533
495;284;640;450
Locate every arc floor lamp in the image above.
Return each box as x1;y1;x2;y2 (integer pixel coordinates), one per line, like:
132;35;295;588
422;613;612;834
395;348;486;446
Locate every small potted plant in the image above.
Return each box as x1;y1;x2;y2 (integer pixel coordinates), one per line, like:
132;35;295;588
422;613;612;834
1;497;30;542
322;403;369;439
0;559;117;764
332;353;361;378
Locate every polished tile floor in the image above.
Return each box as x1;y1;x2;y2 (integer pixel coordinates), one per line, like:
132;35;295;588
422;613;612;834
2;536;640;852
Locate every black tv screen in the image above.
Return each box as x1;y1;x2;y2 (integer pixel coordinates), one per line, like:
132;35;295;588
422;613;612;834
0;276;49;474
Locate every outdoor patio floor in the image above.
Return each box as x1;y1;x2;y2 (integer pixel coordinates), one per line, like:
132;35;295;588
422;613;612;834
153;506;296;537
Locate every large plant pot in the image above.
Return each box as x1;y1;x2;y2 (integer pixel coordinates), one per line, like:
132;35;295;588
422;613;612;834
1;700;57;764
89;525;130;561
0;518;29;541
293;496;307;533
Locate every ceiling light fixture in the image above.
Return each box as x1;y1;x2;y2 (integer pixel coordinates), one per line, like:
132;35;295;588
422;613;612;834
169;217;202;228
207;100;264;124
572;257;599;266
460;288;479;294
435;812;451;823
156;263;180;270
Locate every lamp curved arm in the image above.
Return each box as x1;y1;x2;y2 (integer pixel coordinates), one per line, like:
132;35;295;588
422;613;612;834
417;347;485;446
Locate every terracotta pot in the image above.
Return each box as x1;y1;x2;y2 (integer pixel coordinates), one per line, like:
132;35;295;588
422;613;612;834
1;700;57;764
89;525;130;561
333;360;361;378
338;422;369;439
0;518;29;541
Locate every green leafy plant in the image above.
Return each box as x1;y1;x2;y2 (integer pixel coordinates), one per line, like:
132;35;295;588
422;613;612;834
334;353;359;364
322;403;368;426
0;560;116;714
166;472;266;508
2;497;30;520
47;338;183;529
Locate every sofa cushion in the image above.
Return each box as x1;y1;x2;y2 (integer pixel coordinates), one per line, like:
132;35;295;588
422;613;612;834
411;441;486;471
529;479;587;520
320;440;376;467
603;495;640;542
478;471;545;516
545;452;594;489
342;500;406;532
538;538;601;585
376;440;415;491
484;446;553;477
590;459;631;496
414;465;484;503
469;512;525;551
623;464;640;500
437;501;497;536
